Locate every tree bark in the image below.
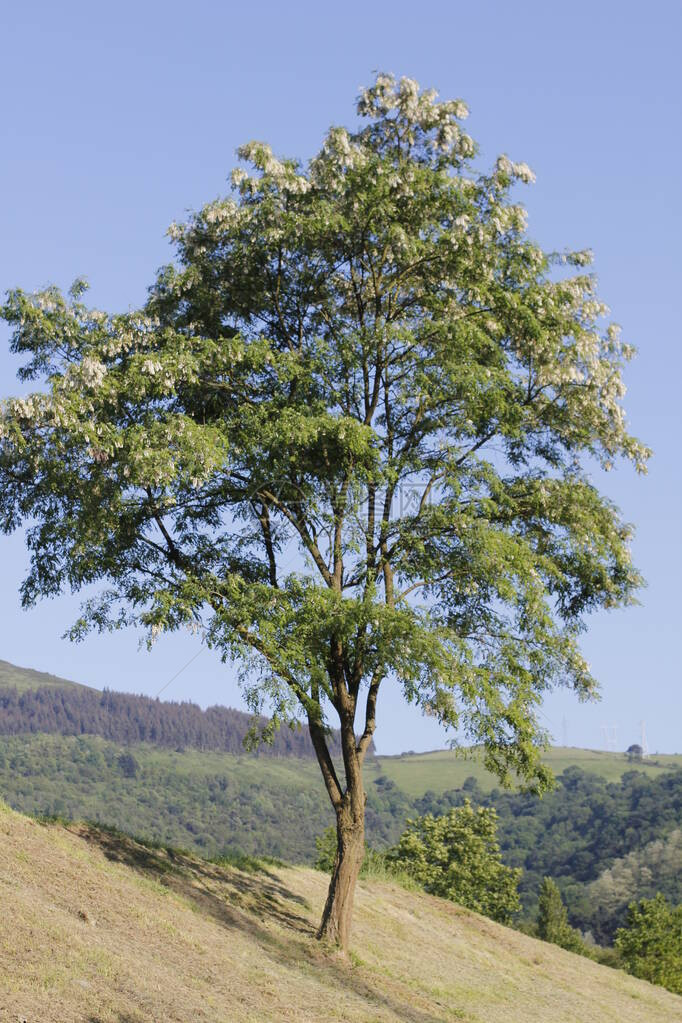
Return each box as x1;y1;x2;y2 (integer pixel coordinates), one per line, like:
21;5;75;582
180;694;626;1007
317;802;366;951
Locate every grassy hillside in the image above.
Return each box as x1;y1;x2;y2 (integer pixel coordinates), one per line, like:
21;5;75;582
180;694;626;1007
377;746;682;797
1;803;679;1023
0;658;88;693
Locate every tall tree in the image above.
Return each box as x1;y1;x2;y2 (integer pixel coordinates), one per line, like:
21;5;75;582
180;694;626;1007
536;876;585;952
0;74;648;950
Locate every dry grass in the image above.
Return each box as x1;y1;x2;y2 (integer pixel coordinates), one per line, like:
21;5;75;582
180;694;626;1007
0;802;679;1023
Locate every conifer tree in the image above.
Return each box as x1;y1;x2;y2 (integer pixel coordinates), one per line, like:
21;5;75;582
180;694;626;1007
537;876;585;952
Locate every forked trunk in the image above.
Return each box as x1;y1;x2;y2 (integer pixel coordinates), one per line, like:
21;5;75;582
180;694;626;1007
317;808;365;951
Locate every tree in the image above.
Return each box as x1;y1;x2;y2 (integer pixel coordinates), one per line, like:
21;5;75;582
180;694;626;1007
315;824;340;873
117;751;140;778
536;876;586;953
0;74;648;951
615;893;682;994
389;801;521;922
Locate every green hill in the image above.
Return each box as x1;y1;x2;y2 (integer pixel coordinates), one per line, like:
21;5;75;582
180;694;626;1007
1;801;679;1023
377;746;682;796
1;655;678;787
0;657;88;692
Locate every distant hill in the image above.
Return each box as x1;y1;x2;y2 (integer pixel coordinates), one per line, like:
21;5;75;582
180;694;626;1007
0;658;87;692
0;658;357;759
376;745;682;795
1;802;679;1023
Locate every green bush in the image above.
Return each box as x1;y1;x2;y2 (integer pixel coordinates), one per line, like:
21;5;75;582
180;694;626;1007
615;893;682;994
314;825;338;872
313;826;418;890
388;800;521;923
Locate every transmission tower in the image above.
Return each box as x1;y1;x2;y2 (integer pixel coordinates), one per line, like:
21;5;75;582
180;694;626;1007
600;724;619;752
639;720;649;759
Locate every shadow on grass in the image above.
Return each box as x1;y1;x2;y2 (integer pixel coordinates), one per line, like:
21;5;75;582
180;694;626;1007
88;1016;144;1023
75;822;453;1023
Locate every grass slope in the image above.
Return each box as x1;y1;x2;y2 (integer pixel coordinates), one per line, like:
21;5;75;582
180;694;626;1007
0;658;89;693
0;803;679;1023
376;747;682;797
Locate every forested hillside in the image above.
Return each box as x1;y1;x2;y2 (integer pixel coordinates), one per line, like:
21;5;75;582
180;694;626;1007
0;675;354;757
413;768;682;941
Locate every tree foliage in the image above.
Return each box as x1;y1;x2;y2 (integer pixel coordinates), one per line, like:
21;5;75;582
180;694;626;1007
615;894;682;994
536;876;586;953
0;73;649;946
389;801;521;922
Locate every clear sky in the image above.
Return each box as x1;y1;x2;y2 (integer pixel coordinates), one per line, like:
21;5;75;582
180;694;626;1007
1;1;680;754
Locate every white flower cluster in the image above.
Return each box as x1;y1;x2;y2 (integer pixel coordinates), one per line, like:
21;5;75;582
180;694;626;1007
7;394;47;423
203;199;240;227
358;74;468;122
495;155;536;185
33;293;59;313
141;359;164;376
316;126;368;176
235;142;311;195
571;249;593;267
78;356;107;388
488;204;528;235
582;299;610;321
356;74;472;160
357;72;400;116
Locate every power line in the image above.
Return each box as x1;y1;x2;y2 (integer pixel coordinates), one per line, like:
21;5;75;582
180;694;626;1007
154;646;205;700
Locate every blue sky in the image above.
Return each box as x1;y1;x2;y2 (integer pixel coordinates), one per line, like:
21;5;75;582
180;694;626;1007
1;1;680;754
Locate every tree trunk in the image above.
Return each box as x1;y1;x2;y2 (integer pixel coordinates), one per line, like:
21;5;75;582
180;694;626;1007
317;805;365;951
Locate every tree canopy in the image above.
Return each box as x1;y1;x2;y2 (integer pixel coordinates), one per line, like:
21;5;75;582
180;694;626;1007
0;73;648;947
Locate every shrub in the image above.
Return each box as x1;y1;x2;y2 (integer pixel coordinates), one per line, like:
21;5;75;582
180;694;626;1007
388;800;521;923
615;893;682;994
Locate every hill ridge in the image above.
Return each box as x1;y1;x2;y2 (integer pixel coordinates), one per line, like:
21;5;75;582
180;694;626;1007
0;657;88;692
0;657;356;758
